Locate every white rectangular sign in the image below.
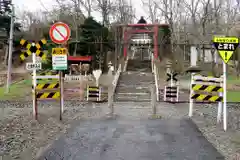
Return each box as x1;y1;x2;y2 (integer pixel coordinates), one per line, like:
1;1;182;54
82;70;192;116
26;63;42;70
52;55;68;70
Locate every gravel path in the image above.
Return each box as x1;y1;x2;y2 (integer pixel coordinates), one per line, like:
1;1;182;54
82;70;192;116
191;103;240;160
0;101;109;160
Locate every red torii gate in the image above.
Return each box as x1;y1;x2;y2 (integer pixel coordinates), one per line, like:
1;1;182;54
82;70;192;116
121;23;169;60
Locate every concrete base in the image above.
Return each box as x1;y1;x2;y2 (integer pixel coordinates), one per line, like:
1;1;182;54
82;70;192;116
105;113;118;120
148;114;162;119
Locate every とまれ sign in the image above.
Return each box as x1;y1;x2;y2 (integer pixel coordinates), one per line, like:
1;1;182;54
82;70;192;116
49;22;71;44
213;37;239;64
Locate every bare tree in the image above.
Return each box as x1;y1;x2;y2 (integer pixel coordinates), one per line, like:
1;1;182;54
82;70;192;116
95;0;115;26
141;0;158;23
112;0;134;23
54;0;85;55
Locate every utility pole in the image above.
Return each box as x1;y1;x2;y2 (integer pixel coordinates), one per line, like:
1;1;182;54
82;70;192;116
5;3;14;93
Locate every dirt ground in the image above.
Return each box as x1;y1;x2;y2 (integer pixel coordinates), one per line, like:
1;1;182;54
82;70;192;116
191;103;240;160
0;69;115;159
0;102;109;160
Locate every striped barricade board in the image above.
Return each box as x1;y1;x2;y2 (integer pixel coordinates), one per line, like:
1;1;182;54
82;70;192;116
190;74;223;102
36;92;60;99
87;86;101;101
34;74;60;100
164;86;179;102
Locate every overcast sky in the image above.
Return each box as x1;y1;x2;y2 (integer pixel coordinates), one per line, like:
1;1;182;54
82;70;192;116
12;0;148;23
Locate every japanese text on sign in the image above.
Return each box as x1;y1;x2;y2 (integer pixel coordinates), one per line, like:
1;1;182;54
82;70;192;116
217;43;235;50
213;37;239;51
213;37;238;43
26;63;42;70
52;48;67;55
213;36;239;64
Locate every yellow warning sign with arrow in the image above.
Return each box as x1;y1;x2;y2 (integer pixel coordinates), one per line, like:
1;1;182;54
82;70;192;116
213;37;239;64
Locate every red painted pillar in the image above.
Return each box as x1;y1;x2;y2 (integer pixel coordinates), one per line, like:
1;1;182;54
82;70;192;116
123;31;128;58
153;25;158;59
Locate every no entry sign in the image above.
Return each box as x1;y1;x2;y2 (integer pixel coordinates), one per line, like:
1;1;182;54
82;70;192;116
49;22;71;44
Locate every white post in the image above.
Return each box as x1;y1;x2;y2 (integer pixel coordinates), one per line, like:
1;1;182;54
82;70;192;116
151;54;154;73
223;62;227;131
151;85;157;115
217;75;223;123
86;86;89;101
176;86;179;102
164;86;167;101
96;79;99;87
154;64;159;101
5;4;14;93
99;87;101;101
32;52;37;118
170;73;173;102
189;73;194;117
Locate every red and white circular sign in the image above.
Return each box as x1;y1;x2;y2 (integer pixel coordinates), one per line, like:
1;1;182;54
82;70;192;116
49;22;71;44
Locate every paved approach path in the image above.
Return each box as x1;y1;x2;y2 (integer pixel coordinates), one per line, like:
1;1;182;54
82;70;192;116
39;116;224;160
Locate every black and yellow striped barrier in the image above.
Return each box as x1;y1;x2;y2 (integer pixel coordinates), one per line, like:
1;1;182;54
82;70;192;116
35;83;60;90
34;73;61;100
191;94;222;102
31;72;63;121
191;84;223;92
20;38;47;61
86;86;101;101
190;74;223;102
36;92;60;99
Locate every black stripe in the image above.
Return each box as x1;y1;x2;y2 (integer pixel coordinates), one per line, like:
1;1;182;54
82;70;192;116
36;93;43;98
22;40;28;47
89;86;99;89
215;97;223;102
194;79;220;83
192;84;196;88
166;91;177;94
46;92;55;98
89;94;99;97
38;51;44;57
203;95;212;101
166;94;177;97
211;86;222;92
198;85;208;90
89;91;99;94
23;52;29;57
55;83;60;88
40;73;46;75
191;94;200;99
42;84;50;89
38;40;44;47
166;86;177;90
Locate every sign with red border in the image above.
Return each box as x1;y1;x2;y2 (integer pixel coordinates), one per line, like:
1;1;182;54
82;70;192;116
49;22;71;44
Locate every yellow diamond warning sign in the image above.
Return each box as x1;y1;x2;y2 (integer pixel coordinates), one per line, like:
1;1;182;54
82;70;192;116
213;37;239;64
